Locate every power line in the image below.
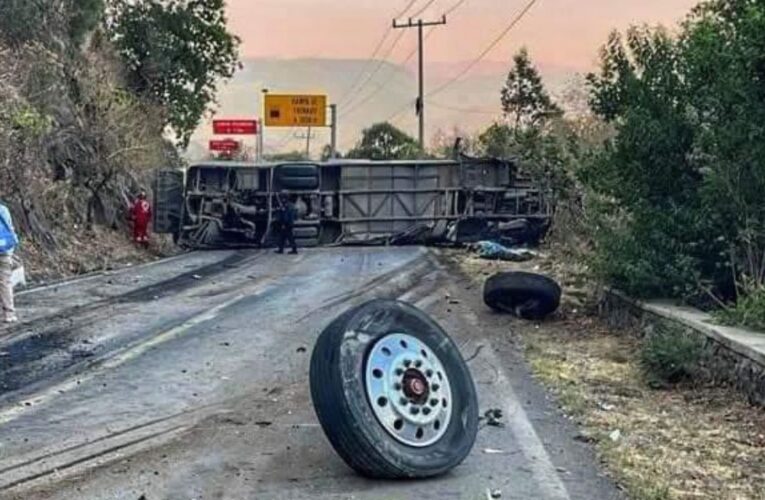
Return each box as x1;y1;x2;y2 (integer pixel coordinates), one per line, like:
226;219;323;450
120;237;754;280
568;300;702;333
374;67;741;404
339;0;467;119
336;0;421;107
427;0;540;98
393;16;448;149
339;29;408;114
338;35;425;120
395;0;421;19
443;0;467;16
336;30;393;107
339;0;470;146
409;0;439;19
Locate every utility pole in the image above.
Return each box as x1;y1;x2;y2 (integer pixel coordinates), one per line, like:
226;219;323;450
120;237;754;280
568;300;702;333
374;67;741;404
330;104;338;159
259;88;269;162
393;15;446;151
294;128;316;159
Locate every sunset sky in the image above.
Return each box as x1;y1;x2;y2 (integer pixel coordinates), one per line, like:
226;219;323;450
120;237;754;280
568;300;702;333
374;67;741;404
226;0;699;70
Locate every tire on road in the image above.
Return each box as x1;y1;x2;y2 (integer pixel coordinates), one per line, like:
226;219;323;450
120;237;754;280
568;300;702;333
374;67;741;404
310;299;479;479
483;271;561;320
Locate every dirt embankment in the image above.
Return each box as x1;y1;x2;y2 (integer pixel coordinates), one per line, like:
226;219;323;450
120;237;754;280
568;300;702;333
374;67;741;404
18;228;176;285
447;248;765;500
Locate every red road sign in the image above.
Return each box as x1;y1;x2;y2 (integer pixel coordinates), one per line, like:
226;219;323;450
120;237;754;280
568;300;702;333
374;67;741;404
213;119;259;135
209;139;241;152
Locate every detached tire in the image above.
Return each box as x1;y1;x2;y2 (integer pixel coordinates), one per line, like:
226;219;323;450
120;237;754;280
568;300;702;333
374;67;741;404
484;272;561;320
310;300;479;478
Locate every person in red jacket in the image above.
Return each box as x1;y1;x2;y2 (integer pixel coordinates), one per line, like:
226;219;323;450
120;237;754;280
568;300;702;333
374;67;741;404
130;191;152;247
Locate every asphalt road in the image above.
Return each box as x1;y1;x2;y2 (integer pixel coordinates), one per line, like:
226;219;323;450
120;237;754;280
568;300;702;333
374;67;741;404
0;248;621;500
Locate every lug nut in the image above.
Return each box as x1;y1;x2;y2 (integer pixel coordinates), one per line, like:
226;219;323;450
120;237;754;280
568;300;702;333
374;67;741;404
426;369;433;377
432;383;440;392
403;359;412;367
414;360;423;368
430;398;439;406
400;397;409;406
410;407;420;415
422;407;431;415
394;383;403;391
395;368;404;376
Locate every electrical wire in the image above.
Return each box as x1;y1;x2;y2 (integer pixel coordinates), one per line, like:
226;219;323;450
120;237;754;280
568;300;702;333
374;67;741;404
338;29;408;114
427;0;540;98
339;0;469;119
443;0;467;16
409;0;439;19
395;0;421;19
336;0;421;107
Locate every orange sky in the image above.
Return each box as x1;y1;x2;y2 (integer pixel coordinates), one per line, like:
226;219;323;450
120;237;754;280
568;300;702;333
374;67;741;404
226;0;700;70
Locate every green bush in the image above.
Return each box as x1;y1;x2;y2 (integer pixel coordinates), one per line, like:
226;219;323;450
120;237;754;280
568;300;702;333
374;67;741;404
717;285;765;332
583;2;765;311
640;325;703;385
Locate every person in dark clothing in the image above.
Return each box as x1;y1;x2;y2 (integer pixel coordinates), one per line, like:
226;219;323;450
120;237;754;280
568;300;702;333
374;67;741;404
275;194;298;254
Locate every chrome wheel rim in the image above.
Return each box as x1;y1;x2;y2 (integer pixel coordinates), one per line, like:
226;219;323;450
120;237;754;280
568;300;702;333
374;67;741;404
365;333;453;447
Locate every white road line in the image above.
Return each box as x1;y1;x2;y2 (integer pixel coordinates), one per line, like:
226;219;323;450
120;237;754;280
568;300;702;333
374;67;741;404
483;347;571;500
0;284;270;427
460;308;571;500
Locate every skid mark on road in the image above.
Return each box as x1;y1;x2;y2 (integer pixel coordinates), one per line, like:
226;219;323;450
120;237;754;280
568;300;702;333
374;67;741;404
0;281;272;427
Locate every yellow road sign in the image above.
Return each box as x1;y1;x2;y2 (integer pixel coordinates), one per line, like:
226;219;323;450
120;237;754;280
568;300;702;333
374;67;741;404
264;94;327;127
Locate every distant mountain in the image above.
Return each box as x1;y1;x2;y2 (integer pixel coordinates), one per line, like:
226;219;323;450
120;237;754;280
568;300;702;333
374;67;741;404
187;57;578;160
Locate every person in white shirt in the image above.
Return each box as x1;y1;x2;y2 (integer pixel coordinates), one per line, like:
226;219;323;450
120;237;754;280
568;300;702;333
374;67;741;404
0;201;19;324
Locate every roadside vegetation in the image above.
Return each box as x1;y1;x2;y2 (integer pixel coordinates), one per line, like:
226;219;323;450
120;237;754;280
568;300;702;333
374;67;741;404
453;252;765;500
0;0;239;280
428;0;765;497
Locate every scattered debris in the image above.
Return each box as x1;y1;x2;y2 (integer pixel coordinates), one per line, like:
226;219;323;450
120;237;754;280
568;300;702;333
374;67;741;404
609;429;622;442
192;274;202;280
598;402;616;412
471;241;538;262
465;344;485;362
296;346;307;353
481;408;504;427
574;431;596;444
255;421;273;428
486;488;502;499
483;448;506;454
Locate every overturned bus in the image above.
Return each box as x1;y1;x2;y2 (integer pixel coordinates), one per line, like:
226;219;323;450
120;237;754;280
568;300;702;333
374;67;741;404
153;156;552;249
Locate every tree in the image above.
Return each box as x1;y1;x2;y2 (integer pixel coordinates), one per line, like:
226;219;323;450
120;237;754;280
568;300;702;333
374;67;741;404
478;50;570;200
70;0;105;44
106;0;240;147
347;123;420;160
0;0;103;48
582;27;709;298
501;48;561;130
